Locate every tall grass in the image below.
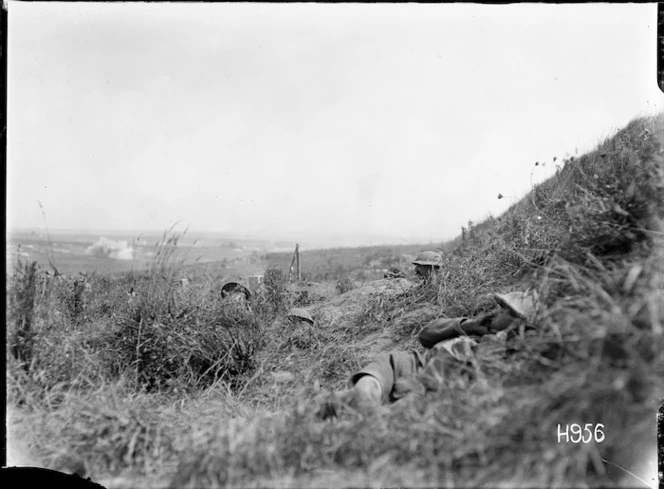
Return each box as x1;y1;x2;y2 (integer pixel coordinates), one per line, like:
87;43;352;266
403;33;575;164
7;226;265;400
8;258;40;371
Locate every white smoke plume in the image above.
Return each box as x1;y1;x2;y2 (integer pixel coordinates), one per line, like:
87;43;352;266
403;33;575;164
86;237;135;260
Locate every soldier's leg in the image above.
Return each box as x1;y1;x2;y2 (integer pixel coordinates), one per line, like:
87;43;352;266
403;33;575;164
349;350;425;404
317;350;424;418
353;375;383;404
347;354;395;405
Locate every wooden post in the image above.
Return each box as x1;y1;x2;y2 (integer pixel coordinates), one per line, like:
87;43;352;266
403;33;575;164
295;243;301;281
289;252;296;276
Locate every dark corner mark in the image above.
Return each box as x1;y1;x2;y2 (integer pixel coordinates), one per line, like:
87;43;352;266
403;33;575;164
0;467;108;489
659;3;664;94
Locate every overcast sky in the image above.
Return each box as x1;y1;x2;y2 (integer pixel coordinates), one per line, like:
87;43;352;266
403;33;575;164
7;2;663;246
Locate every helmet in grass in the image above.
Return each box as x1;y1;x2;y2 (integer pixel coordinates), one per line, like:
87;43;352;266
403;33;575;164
221;280;252;300
412;251;442;267
287;308;315;325
493;290;540;321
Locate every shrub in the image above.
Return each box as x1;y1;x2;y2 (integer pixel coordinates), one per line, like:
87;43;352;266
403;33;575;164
335;277;356;295
260;266;291;313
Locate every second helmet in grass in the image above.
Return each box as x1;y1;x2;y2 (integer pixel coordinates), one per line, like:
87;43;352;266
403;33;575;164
287;308;315;325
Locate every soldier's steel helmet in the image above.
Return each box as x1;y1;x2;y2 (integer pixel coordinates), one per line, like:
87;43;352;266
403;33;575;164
493;290;539;320
287;308;314;325
221;281;252;300
412;251;442;267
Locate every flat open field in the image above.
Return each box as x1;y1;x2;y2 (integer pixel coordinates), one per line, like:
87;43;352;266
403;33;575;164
5;231;283;278
6;230;442;283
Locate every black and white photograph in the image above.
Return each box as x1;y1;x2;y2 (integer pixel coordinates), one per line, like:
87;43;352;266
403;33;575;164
5;2;663;488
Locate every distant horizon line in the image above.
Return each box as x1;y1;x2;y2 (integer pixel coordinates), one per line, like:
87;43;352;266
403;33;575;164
7;226;447;248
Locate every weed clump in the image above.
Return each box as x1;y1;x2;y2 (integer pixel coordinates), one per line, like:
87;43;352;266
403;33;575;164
335;276;356;295
60;277;88;323
257;266;291;314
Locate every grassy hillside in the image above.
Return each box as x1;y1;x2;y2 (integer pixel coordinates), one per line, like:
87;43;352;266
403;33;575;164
6;113;663;488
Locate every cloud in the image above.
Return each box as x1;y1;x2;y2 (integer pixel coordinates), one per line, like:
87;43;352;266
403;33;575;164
86;237;135;260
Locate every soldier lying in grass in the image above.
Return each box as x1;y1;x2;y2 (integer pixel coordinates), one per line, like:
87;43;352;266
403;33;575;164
318;290;539;418
383;250;441;281
411;251;443;280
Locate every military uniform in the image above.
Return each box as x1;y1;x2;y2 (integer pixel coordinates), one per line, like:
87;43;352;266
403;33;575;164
341;291;538;407
347;319;500;403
